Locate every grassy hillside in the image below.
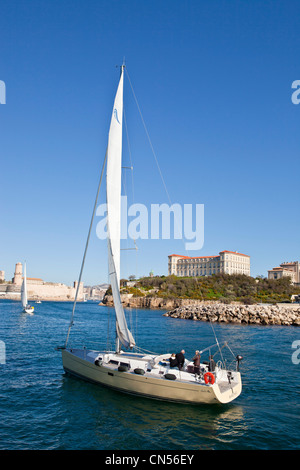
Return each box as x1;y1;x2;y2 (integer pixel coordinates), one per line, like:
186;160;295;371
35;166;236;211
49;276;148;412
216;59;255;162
120;274;299;305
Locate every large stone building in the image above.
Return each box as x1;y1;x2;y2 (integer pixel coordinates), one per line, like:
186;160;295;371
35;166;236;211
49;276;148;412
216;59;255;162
268;261;300;284
168;250;251;277
0;262;84;301
83;284;109;301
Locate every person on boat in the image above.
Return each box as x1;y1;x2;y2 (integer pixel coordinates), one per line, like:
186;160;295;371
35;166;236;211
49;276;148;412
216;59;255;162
176;350;185;370
169;353;178;368
208;355;216;372
192;350;201;374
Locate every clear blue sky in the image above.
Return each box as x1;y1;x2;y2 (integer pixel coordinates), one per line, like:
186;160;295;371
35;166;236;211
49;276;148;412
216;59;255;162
0;0;299;285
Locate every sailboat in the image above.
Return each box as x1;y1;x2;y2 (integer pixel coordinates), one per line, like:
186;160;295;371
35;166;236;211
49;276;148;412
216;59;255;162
60;66;243;404
21;263;34;314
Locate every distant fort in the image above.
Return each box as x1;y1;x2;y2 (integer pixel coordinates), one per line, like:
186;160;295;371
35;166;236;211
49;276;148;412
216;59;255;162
0;262;84;302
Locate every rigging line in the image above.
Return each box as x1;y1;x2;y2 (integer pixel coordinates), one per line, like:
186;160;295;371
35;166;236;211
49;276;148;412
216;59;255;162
120;248;138;251
207;315;225;366
125;69;172;205
125;68;186;252
123;107;135;204
107;306;111;352
226;342;237;359
199;341;220;355
124;101;139;343
134;345;160;356
65;148;108;348
208;316;219;345
135;243;139;344
123;107;137;253
106;244;111;352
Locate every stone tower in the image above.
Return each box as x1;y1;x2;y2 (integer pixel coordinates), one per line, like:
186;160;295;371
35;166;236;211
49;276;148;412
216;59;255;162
13;262;23;286
0;271;5;282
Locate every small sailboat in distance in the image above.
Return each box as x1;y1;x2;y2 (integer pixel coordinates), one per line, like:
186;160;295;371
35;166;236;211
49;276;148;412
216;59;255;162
60;65;243;404
21;263;34;314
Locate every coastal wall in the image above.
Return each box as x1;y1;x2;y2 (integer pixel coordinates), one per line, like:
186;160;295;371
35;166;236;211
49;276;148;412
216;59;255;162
101;294;300;326
102;294;246;309
27;280;84;301
0;262;84;302
0;280;84;302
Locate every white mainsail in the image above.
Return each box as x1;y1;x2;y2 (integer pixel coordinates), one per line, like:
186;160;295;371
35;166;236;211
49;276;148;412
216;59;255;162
106;66;135;350
21;262;27;308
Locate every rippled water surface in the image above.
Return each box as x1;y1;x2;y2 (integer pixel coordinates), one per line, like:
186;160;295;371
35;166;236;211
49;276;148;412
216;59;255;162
0;299;299;450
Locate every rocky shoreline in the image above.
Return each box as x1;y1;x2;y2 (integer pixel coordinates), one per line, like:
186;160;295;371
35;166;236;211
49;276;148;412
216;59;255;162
101;294;190;309
163;303;300;326
101;294;300;326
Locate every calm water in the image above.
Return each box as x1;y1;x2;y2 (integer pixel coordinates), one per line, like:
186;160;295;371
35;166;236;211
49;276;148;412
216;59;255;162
0;299;299;450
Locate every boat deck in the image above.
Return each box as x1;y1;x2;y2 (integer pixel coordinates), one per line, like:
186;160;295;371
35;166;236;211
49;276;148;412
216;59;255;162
67;348;238;393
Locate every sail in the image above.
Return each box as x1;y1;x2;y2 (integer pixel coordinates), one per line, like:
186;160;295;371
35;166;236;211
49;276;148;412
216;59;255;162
108;239;135;349
106;67;135;350
21;263;27;308
107;68;123;285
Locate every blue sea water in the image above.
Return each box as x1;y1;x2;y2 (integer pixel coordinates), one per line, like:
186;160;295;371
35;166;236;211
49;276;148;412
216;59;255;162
0;299;299;450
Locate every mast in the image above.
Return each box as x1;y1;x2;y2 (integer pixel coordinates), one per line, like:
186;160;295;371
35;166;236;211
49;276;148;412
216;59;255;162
106;64;135;352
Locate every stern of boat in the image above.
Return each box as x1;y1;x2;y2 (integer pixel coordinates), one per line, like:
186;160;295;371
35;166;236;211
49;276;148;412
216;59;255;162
212;372;242;403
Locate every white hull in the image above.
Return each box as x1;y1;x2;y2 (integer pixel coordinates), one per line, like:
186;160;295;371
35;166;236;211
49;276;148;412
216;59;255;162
23;306;34;314
62;349;242;404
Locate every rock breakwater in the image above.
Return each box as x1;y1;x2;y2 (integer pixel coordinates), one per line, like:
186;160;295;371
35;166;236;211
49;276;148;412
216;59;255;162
101;294;182;309
163;303;300;326
101;294;300;326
